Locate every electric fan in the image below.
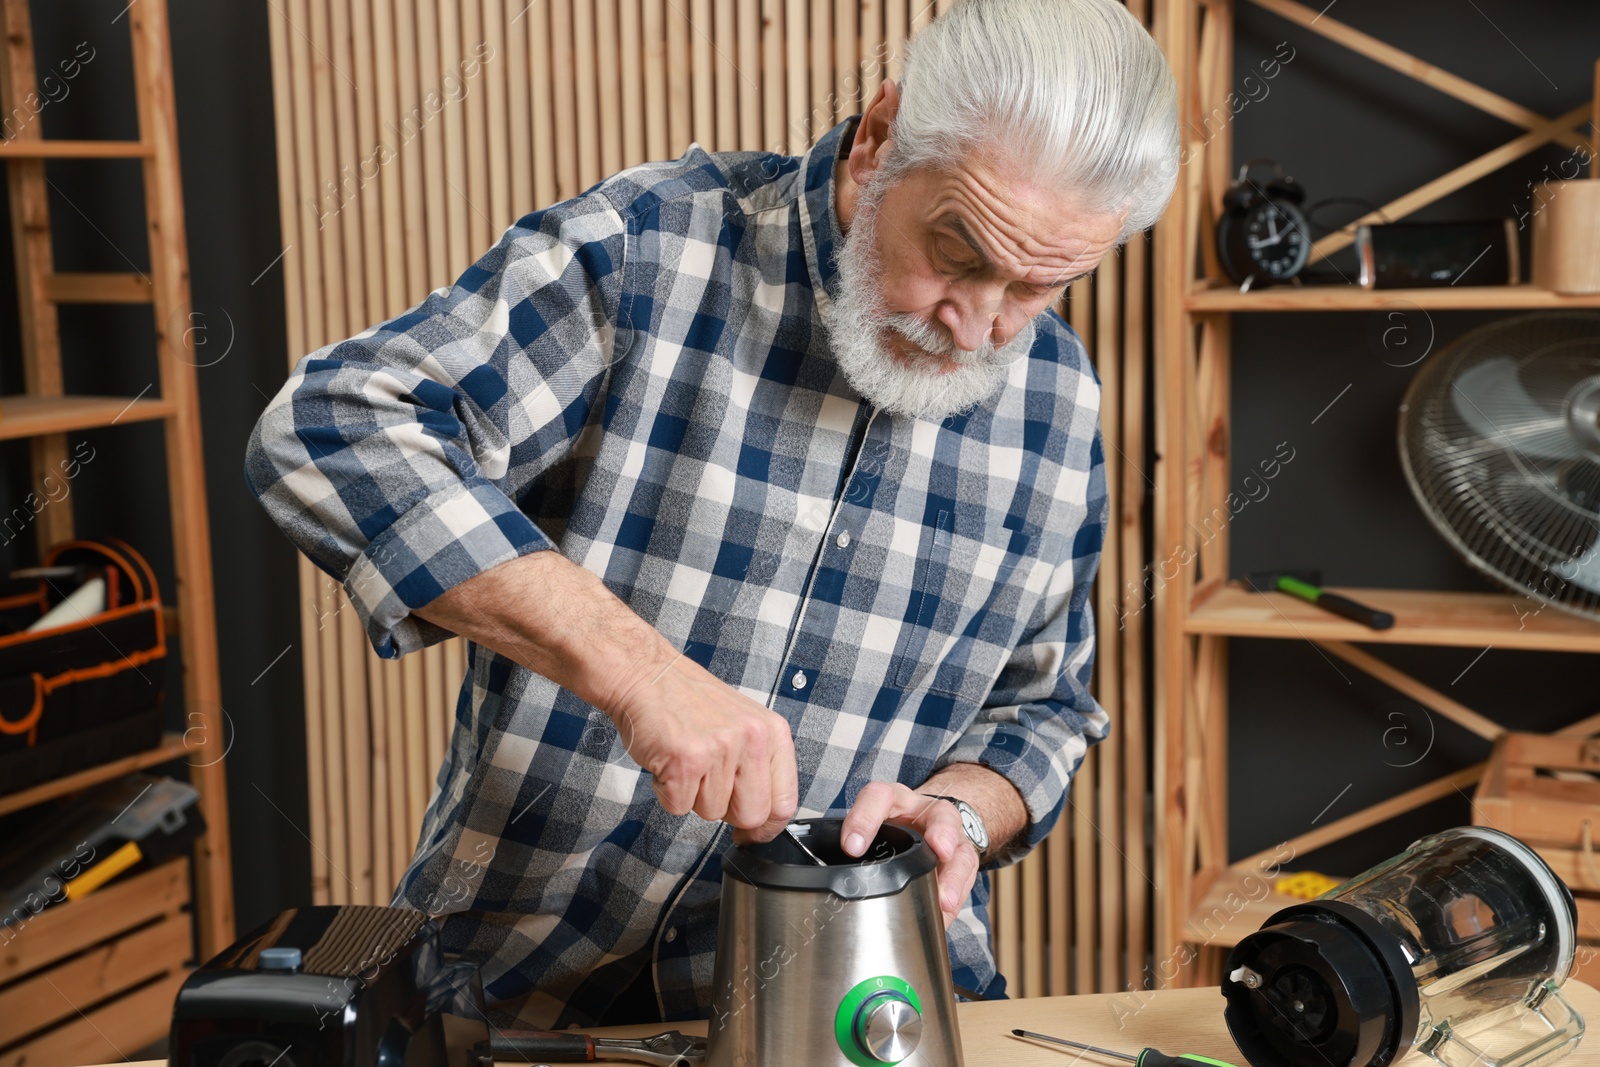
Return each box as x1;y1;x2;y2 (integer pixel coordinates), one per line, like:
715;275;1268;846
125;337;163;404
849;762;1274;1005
1398;311;1600;620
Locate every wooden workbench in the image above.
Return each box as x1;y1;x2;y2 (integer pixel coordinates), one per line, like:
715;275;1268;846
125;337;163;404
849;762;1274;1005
90;980;1600;1067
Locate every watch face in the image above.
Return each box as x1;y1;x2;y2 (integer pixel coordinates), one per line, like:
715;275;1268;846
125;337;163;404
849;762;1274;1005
1242;199;1310;280
958;804;988;851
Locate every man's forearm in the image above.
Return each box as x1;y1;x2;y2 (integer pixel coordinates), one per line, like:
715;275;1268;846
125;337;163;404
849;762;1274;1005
412;547;800;836
410;548;678;716
918;762;1029;859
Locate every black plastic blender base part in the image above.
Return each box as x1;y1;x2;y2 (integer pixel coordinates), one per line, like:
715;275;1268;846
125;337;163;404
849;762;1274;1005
1222;901;1421;1067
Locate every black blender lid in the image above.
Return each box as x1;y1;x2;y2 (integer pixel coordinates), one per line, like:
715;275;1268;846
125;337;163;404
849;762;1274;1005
1222;901;1420;1067
721;819;935;899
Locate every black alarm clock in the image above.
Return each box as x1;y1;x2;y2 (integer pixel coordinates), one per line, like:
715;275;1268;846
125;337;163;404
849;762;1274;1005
1216;159;1310;289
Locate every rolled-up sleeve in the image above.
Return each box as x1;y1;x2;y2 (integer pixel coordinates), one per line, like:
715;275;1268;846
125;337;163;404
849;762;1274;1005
244;192;629;659
935;428;1112;866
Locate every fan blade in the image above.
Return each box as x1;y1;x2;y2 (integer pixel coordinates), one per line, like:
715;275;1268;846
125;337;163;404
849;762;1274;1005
1451;357;1582;462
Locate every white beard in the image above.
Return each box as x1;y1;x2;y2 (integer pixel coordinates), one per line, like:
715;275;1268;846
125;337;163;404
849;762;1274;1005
824;177;1036;422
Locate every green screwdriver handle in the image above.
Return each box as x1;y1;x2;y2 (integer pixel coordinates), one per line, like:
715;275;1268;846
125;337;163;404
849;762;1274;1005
1274;576;1394;630
1137;1052;1243;1067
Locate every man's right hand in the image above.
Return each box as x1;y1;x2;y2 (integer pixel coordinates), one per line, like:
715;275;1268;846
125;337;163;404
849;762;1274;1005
607;649;799;841
412;549;799;842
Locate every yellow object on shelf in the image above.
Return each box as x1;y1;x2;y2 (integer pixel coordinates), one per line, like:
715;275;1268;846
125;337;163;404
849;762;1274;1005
1275;870;1342;900
64;840;143;901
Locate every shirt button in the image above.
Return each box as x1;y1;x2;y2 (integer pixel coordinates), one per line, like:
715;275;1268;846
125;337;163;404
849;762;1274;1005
792;670;808;690
664;927;678;943
836;530;851;548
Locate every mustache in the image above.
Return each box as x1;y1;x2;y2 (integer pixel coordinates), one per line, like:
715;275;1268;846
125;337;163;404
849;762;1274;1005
885;314;964;358
883;312;1033;368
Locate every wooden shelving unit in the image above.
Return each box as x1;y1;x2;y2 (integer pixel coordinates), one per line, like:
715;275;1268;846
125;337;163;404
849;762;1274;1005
1150;0;1600;983
0;0;231;1061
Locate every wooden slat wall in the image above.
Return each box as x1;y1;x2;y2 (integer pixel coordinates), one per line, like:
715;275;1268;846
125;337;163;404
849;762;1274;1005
266;0;1154;996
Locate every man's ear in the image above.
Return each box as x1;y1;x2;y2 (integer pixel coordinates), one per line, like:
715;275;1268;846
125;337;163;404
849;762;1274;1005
848;79;900;187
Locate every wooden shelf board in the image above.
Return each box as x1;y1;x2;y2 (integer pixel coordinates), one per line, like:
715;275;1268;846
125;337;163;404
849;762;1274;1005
1185;283;1600;312
1187;582;1600;652
1184;863;1330;948
43;272;154;304
0;139;150;159
0;732;198;817
0;394;175;439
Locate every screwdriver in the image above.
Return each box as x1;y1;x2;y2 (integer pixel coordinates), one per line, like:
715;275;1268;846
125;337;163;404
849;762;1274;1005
1010;1030;1243;1067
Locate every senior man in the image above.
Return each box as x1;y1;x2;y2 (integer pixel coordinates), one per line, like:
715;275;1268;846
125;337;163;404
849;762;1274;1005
246;0;1176;1029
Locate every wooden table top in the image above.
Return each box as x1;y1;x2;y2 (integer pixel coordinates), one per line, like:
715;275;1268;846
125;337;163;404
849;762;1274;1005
91;980;1600;1067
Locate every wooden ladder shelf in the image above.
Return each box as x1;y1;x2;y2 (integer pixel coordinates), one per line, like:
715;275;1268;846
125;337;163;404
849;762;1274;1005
0;0;232;1062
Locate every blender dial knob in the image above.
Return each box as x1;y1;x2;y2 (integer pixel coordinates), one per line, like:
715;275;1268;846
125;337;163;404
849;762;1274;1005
855;991;923;1062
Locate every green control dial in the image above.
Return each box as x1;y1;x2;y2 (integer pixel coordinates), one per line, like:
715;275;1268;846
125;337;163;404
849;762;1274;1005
835;976;924;1067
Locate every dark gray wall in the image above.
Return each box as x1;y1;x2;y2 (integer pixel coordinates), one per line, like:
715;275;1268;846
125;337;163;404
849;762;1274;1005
1223;0;1600;872
0;0;305;939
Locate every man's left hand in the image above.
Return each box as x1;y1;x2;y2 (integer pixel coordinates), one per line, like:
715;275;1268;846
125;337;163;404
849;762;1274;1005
839;782;977;928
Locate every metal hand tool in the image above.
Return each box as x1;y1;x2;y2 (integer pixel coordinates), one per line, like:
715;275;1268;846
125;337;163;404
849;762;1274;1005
1010;1029;1243;1067
481;1028;706;1067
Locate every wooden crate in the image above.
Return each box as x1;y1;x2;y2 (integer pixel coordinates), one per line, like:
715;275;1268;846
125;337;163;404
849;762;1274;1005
1474;732;1600;974
0;858;193;1066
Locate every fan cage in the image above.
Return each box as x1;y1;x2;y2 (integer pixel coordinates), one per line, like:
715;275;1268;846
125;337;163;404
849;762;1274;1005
1397;311;1600;622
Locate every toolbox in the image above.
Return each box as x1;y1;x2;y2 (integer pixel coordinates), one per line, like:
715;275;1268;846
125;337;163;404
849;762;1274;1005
0;539;167;795
0;773;204;914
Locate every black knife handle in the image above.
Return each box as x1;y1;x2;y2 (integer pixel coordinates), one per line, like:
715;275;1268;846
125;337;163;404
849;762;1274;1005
1316;592;1394;630
490;1030;597;1062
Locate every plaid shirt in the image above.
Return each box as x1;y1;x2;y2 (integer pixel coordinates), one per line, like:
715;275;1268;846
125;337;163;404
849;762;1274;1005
245;116;1109;1028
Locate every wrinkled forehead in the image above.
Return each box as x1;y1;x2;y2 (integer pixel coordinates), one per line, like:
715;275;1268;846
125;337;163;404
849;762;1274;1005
910;150;1127;280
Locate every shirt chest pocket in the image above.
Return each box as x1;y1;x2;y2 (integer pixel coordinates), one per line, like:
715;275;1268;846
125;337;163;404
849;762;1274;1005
892;510;1036;702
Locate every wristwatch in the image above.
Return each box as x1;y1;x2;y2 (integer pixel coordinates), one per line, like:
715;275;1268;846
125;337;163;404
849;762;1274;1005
922;794;989;860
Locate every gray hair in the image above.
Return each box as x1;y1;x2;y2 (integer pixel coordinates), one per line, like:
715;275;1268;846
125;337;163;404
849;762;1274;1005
887;0;1180;244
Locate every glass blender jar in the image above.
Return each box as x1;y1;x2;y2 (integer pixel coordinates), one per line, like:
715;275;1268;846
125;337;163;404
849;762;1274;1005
1222;826;1583;1067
